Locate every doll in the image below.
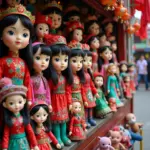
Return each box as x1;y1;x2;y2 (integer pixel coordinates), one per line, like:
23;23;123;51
106;64;124;112
93;72;111;118
0;78;39;150
66;21;84;43
99;32;107;47
30;100;61;150
42;0;62;34
26;0;36;15
119;61;128;79
110;40;118;64
84;34;100;72
30;42;52;111
34;12;52;43
82;44;99;128
69;101;86;141
0;4;35;102
44;35;73;147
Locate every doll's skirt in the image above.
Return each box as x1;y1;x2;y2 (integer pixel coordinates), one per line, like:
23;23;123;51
38;143;52;150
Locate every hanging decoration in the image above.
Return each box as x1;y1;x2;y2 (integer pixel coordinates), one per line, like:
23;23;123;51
126;25;135;36
133;20;141;32
100;0;117;10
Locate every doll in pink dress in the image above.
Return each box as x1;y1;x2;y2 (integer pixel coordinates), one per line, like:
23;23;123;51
30;100;61;150
0;78;39;150
30;42;52;111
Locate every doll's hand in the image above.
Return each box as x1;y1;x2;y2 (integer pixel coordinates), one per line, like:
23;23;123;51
69;104;72;111
95;93;100;98
33;146;39;150
69;131;72;136
48;105;52;112
107;90;110;94
56;143;61;149
84;102;88;107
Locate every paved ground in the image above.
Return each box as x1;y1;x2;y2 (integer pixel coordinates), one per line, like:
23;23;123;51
134;85;150;150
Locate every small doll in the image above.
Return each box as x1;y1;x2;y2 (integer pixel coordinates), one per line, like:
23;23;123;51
69;101;86;141
30;42;52;111
83;44;99;128
0;4;35;102
119;61;128;79
66;21;84;43
93;72;111;118
99;32;107;47
34;12;52;43
42;0;62;34
30;100;61;149
84;34;100;72
109;130;126;150
26;0;36;15
0;78;39;150
44;35;73;147
110;40;118;64
106;64;124;112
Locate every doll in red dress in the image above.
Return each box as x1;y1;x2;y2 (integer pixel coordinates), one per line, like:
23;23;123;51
30;100;61;150
69;101;86;140
0;78;39;150
44;35;73;147
0;4;35;102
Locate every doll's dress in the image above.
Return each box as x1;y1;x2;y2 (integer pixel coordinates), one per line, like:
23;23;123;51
91;49;98;72
2;113;37;150
48;74;71;123
0;51;32;100
69;114;86;140
107;75;123;107
128;72;136;93
124;82;132;99
95;88;111;118
35;128;58;150
31;73;51;105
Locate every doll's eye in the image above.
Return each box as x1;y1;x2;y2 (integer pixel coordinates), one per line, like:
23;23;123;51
65;58;68;62
36;56;40;60
8;30;14;35
55;58;59;62
23;33;28;38
39;27;43;30
9;102;13;105
46;29;49;32
46;58;50;62
58;17;61;21
36;115;40;117
19;101;22;104
72;59;76;63
43;114;47;116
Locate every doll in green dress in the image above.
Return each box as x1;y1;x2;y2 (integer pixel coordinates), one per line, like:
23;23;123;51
93;72;111;118
106;64;124;112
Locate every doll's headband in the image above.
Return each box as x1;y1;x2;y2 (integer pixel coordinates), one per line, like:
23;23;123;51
32;42;44;47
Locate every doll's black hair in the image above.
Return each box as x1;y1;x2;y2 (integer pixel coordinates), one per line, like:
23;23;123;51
64;10;80;22
0;14;34;71
45;44;73;85
30;104;51;134
2;95;29;127
99;31;106;38
42;7;62;17
97;46;114;72
69;49;85;84
86;36;99;48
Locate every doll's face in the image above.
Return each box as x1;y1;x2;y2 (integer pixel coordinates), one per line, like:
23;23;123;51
49;13;62;29
69;16;80;22
70;56;83;73
3;95;26;114
105;23;113;33
83;55;92;69
90;38;100;49
128;66;135;72
88;22;100;36
33;47;50;73
72;102;81;114
100;48;112;61
124;76;130;82
6;0;20;7
2;19;30;52
112;43;117;51
100;35;106;43
36;23;49;39
109;65;117;74
72;29;83;42
121;64;127;72
126;113;136;124
94;76;103;87
52;52;68;73
31;107;48;124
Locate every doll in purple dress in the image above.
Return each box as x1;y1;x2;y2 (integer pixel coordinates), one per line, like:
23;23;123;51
30;42;52;111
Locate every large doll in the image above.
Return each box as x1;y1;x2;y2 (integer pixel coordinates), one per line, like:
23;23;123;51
106;64;124;112
0;4;35;102
30;100;61;150
0;78;39;150
30;42;52;111
82;44;99;128
44;35;73;147
42;0;62;34
93;72;111;118
84;34;100;72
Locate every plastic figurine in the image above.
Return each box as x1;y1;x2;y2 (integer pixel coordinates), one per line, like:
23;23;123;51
83;45;99;128
66;21;84;43
0;4;35;102
0;78;39;150
34;12;52;43
109;130;126;150
96;136;115;150
93;72;111;118
26;0;36;15
44;35;73;147
30;42;52;111
119;61;128;79
30;100;61;150
84;34;100;72
110;40;118;64
69;101;86;140
42;0;62;34
106;64;124;112
99;32;107;47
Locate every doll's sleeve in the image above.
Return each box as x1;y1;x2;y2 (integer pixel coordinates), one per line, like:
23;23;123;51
2;125;10;149
65;84;72;105
45;79;51;105
25;124;38;147
81;84;88;102
48;131;58;145
90;80;97;94
69;117;75;132
24;64;32;101
107;76;111;91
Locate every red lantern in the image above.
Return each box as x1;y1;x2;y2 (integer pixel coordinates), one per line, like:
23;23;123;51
100;0;117;10
126;25;135;35
115;3;127;19
133;21;141;31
